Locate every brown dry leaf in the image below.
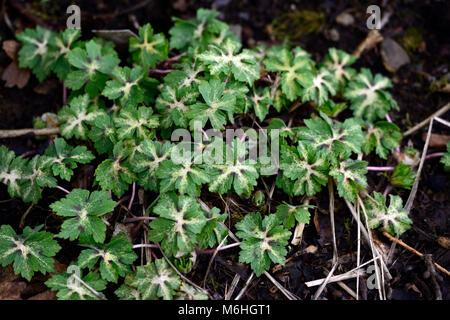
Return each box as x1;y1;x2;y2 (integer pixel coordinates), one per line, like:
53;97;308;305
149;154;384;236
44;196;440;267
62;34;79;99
2;60;31;88
33;78;57;95
0;281;27;300
437;236;450;249
422;133;450;148
28;290;57;300
2;40;20;59
353;30;383;59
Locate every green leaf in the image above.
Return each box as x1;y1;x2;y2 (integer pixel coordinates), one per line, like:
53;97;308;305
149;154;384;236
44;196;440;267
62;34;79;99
263;44;314;101
321;48;356;89
0;146;29;199
297;112;364;159
390;163;416;190
176;283;209;300
275;203;313;229
129;23;168;67
95;141;136;197
330;158;368;202
188;79;235;130
58;94;103;140
302;68;337;105
102;66;146;108
44;137;95;181
364;192;412;236
16;26;57;81
207;139;259;197
344;68;399;123
316;100;347;117
20;155;57;203
52;29;82;80
88;113;116;155
132;139;173;192
0;225;61;281
50;188;116;243
77;234;137;283
115;274;142;300
236;213;291;276
199;38;260;84
113;106;159;141
198;207;228;249
149;193;207;256
441;142;450;171
249;87;272;121
45;268;106;300
279;143;329;196
132;259;181;300
362;121;401;159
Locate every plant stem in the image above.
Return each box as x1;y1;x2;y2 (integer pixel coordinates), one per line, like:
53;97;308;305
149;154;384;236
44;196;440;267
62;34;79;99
133;243;158;249
199;242;241;254
425;152;444;160
55;186;70;194
0;127;60;139
128;182;136;211
367;166;395;171
125;216;156;223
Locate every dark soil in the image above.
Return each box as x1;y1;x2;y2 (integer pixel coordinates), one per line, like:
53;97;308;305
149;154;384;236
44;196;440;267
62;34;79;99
0;0;449;300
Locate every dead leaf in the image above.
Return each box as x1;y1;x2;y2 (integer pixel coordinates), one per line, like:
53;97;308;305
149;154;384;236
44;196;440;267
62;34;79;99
2;61;31;88
353;30;383;59
33;78;57;95
422;133;450;148
2;40;20;59
28;289;57;300
0;281;27;300
437;236;450;249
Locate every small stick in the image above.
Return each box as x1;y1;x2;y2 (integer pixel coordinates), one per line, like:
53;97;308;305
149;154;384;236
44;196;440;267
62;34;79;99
382;231;450;277
132;244;158;249
403;102;450;137
423;254;442;300
71;274;107;300
124;216;155;223
128;182;136;211
0;127;60;139
200;241;240;254
235;272;254;300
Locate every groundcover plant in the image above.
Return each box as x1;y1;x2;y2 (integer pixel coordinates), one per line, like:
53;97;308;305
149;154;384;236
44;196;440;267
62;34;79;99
0;8;448;300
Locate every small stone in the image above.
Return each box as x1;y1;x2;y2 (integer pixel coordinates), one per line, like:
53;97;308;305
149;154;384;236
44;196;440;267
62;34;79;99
381;38;411;72
335;12;354;26
329;28;340;42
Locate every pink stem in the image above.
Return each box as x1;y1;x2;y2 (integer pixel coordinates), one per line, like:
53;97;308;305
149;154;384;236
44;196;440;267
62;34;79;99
383;184;392;197
133;244;158;249
55;186;70;194
199;242;241;254
114;195;130;208
385;113;393;123
128;182;136;211
367;166;395;171
425;152;444;160
124;216;156;223
63;83;67;106
149;69;172;75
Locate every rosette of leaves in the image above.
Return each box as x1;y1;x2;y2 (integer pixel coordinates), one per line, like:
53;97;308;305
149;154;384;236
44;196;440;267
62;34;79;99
148;193;206;256
58;94;103;140
207;138;259;197
45;267;106;300
66;39;119;94
275;202;313;229
0;145;30;198
129;23;168;67
131;259;181;300
113;106;159;141
263;44;314;101
16;26;57;81
279;143;329;196
132;139;173;192
364;192;412;236
0;225;61;281
49;188;116;243
389;163;416;190
321;48;356;90
344;68;399;122
156;143;210;196
77;234;137;283
169;8;230;51
156;81;199;129
102;66;147;108
95;141;136;197
362;121;402;159
296;112;364;160
329;156;368;202
188;79;236;130
44;137;94;181
199;38;260;84
302;67;337;105
236;213;291;276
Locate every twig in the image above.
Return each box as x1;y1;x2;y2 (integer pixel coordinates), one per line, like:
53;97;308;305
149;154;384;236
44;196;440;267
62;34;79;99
225;274;240;300
71;274;107;300
264;271;298;300
403;102;450;137
405;119;433;211
55;185;70;194
313;262;337;300
124;216;155;223
128;182;136;211
0;127;59;138
434;116;450;128
19;203;34;228
200;241;240;254
202;235;229;287
423;254;442;300
353;30;383;59
382;231;450;277
235;272;254;300
132;244;158;249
